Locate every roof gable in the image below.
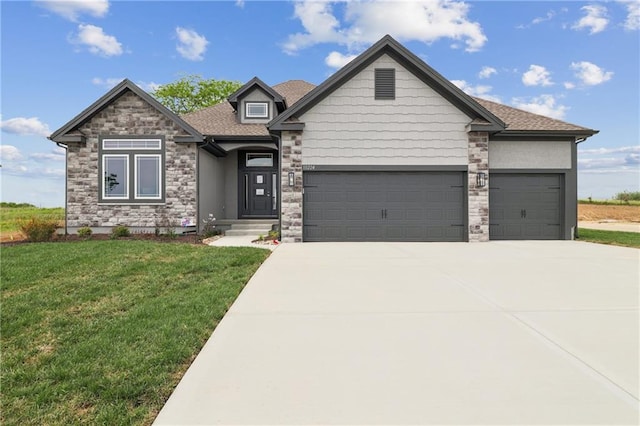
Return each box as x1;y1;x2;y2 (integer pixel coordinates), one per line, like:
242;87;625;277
227;77;286;112
269;34;506;132
49;79;203;143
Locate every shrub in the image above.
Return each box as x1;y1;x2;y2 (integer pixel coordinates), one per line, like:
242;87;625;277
615;191;640;203
18;217;59;242
163;227;178;239
110;225;131;239
77;227;92;240
201;214;218;238
268;230;280;240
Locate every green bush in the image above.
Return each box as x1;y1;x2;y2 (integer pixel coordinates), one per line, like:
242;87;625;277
77;227;93;240
614;191;640;203
110;225;131;239
18;217;59;242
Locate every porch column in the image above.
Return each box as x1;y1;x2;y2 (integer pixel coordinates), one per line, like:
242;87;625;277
280;130;303;242
468;131;489;242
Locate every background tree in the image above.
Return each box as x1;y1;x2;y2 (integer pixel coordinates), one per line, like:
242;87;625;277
152;75;242;115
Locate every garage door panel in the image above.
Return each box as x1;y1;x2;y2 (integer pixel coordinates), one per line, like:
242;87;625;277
490;174;562;240
304;171;465;242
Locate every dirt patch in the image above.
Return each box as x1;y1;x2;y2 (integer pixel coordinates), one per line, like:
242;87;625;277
578;204;640;222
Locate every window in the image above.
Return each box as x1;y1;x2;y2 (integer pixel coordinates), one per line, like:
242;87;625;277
375;68;395;100
99;137;164;203
245;102;269;118
246;153;273;167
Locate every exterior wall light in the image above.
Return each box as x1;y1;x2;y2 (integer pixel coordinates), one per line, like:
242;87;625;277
476;172;487;188
288;171;295;187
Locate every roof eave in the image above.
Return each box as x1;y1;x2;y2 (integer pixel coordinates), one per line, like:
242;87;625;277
49;134;86;144
270;35;506;131
49;79;204;143
495;129;599;138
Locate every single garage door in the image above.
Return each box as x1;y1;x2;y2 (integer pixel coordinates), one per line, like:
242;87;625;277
303;171;465;242
489;173;563;240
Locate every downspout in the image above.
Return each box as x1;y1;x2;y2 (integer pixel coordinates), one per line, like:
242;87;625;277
54;141;68;236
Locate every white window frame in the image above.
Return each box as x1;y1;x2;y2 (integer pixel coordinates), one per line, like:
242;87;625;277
102;154;129;200
245;102;269;118
134;154;162;200
102;138;162;150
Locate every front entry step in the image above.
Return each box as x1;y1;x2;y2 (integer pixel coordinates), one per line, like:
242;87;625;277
224;223;274;237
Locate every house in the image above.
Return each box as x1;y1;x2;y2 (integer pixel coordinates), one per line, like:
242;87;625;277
49;35;597;242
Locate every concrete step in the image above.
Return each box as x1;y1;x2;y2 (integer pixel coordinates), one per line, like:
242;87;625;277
229;223;276;230
225;229;273;237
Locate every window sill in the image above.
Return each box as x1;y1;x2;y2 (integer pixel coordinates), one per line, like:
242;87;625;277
98;202;166;206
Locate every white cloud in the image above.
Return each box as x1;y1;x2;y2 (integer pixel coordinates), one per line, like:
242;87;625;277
1;117;51;137
571;61;613;85
36;0;109;22
512;95;568;119
522;64;553;87
283;0;487;54
563;81;576;89
620;0;640;31
0;145;24;162
451;80;501;103
175;27;208;61
72;24;123;57
325;51;358;68
91;77;124;88
579;145;640;155
92;77;159;92
30;149;66;161
572;4;609;34
478;66;497;79
235;0;245;8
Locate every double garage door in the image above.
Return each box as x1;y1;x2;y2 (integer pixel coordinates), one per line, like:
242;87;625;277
303;171;465;242
303;171;564;242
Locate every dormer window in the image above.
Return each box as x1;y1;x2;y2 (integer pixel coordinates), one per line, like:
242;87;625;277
245;102;269;118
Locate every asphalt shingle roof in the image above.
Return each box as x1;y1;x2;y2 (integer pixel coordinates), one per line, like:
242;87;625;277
473;97;594;133
182;79;594;137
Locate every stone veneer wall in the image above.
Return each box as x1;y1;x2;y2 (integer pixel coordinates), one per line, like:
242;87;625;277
65;91;197;231
468;131;489;242
280;130;303;242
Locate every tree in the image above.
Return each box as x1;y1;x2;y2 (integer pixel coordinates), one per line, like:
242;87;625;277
152;75;242;115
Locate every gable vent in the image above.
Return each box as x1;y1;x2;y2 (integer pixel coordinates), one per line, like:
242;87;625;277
375;68;395;100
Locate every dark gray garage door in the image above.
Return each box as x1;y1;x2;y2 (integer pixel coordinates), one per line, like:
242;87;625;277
303;171;465;242
489;173;563;240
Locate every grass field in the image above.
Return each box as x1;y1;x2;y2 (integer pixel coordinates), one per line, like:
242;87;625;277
0;203;64;241
577;228;640;248
1;241;270;425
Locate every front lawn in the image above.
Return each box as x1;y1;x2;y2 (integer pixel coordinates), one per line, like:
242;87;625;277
1;241;270;425
577;228;640;248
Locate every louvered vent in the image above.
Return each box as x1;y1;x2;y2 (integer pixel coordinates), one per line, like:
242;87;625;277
375;68;395;100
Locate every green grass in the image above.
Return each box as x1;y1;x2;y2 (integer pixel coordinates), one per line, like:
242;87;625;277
577;228;640;248
1;241;270;425
578;199;640;206
0;203;64;234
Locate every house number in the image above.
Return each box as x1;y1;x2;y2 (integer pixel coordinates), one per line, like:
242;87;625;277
303;165;316;171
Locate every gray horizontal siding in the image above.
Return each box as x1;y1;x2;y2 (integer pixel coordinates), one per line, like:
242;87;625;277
300;54;471;166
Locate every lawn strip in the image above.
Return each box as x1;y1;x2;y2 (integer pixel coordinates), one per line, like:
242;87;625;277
1;241;270;425
577;228;640;248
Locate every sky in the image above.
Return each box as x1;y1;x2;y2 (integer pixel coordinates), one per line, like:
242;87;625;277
1;0;638;207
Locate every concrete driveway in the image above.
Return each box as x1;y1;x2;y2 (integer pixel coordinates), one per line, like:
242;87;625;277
154;241;639;425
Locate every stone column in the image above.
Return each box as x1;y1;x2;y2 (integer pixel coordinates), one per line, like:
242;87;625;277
280;131;303;242
468;131;489;242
